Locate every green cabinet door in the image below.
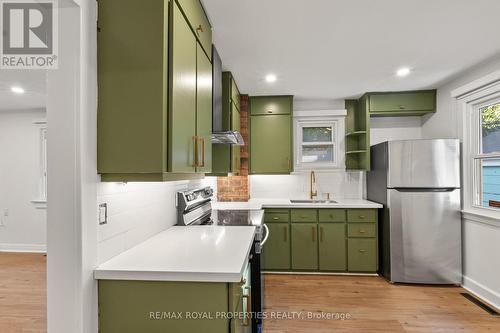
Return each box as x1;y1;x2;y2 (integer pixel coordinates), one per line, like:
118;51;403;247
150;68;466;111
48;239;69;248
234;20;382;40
231;103;241;174
250;114;291;174
263;223;290;270
196;43;212;173
291;223;318;270
250;96;292;115
318;223;346;271
170;3;197;173
368;90;436;116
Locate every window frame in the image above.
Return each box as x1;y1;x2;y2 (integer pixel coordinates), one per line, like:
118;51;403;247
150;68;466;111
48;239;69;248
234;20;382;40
31;120;47;209
457;78;500;221
293;111;346;171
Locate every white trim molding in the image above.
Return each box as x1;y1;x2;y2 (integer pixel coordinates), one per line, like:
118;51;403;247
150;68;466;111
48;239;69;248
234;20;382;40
0;243;47;253
451;69;500;98
463;276;500;311
293;109;347;118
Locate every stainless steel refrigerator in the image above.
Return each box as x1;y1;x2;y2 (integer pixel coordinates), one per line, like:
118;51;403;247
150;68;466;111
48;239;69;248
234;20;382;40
367;139;462;284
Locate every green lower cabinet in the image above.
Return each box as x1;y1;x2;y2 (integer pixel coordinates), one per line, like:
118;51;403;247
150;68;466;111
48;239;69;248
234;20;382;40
263;223;290;270
263;208;378;273
347;238;377;272
98;280;229;333
291;223;318;270
318;223;347;271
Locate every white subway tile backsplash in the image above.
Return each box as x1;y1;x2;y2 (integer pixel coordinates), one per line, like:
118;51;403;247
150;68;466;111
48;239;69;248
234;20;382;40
96;180;192;265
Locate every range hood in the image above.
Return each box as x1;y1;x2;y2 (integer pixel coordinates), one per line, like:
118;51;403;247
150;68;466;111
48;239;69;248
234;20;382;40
211;46;244;146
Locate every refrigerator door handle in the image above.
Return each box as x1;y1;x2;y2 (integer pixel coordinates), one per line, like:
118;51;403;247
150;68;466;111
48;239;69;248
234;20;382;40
392;188;457;193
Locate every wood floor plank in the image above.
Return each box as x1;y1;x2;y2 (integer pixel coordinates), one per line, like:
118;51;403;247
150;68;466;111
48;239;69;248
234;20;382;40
0;253;46;333
263;274;500;333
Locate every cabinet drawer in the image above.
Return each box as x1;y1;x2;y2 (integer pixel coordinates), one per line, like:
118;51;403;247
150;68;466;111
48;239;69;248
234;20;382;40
318;209;346;222
369;91;436;114
264;210;289;223
347;209;377;223
231;79;240;111
348;238;377;272
291;209;317;223
348;223;376;238
176;0;212;60
250;96;292;115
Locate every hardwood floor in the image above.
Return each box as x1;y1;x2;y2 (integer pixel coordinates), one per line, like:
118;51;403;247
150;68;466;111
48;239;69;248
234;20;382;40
1;254;499;333
0;253;46;333
263;274;500;333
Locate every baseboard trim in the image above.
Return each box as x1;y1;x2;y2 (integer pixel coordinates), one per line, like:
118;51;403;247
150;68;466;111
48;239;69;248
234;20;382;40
463;276;500;311
0;243;47;253
263;271;378;277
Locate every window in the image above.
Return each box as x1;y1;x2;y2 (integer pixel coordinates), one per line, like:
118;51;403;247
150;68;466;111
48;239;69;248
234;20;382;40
473;101;500;210
294;114;345;170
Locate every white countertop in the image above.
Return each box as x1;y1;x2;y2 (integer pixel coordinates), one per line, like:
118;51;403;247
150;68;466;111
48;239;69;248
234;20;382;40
213;198;382;209
94;226;256;283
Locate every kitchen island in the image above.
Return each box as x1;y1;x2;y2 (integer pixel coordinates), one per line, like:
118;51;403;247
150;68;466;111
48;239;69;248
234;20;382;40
95;226;256;333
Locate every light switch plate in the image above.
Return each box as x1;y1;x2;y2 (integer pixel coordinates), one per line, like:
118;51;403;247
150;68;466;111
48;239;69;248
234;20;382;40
99;203;107;225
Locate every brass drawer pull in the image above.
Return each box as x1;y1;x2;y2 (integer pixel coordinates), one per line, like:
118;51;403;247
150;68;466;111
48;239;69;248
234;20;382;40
359;249;367;253
399;105;405;109
273;217;279;220
196;24;204;34
359;230;366;234
359;215;365;219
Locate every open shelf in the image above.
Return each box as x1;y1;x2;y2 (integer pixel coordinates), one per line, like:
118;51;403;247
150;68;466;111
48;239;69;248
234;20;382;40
346;150;368;155
346;131;367;137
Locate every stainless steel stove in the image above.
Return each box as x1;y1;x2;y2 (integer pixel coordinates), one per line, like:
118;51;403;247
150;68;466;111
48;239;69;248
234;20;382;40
176;186;266;333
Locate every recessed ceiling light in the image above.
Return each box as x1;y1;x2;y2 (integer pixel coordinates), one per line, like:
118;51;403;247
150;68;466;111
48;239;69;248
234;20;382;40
396;67;411;77
265;74;277;83
11;86;25;94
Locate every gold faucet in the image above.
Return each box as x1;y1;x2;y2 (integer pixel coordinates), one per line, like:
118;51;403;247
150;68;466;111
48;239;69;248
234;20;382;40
310;171;317;200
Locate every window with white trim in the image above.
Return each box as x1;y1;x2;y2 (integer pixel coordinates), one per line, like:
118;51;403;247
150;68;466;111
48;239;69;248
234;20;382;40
294;117;344;170
473;100;500;210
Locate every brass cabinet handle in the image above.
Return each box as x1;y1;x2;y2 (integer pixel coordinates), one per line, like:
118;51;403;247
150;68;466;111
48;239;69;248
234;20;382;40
312;226;316;242
196;24;204;34
193;136;199;167
359;215;365;219
273;217;279;220
359;230;366;234
359;249;367;253
399;105;405;109
284;226;287;242
199;137;205;167
320;226;324;242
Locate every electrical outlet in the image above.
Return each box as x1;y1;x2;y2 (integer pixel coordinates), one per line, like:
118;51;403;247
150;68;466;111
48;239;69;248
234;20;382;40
99;203;108;225
0;209;8;226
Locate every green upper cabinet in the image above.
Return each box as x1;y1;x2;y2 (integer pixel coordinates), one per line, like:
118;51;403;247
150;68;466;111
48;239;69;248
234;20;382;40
250;96;292;115
249;96;293;174
195;43;213;173
97;0;212;181
176;0;212;60
210;72;242;176
170;2;197;173
367;90;437;116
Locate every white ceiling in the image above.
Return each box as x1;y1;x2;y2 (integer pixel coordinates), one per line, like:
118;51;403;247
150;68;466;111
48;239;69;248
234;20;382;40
203;0;500;101
0;70;47;111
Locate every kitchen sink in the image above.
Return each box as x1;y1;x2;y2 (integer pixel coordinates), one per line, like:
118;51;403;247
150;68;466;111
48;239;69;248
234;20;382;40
290;199;338;204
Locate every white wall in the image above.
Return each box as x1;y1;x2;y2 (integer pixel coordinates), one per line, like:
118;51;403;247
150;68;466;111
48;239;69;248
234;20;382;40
0;109;47;252
423;54;500;309
370;116;422;145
